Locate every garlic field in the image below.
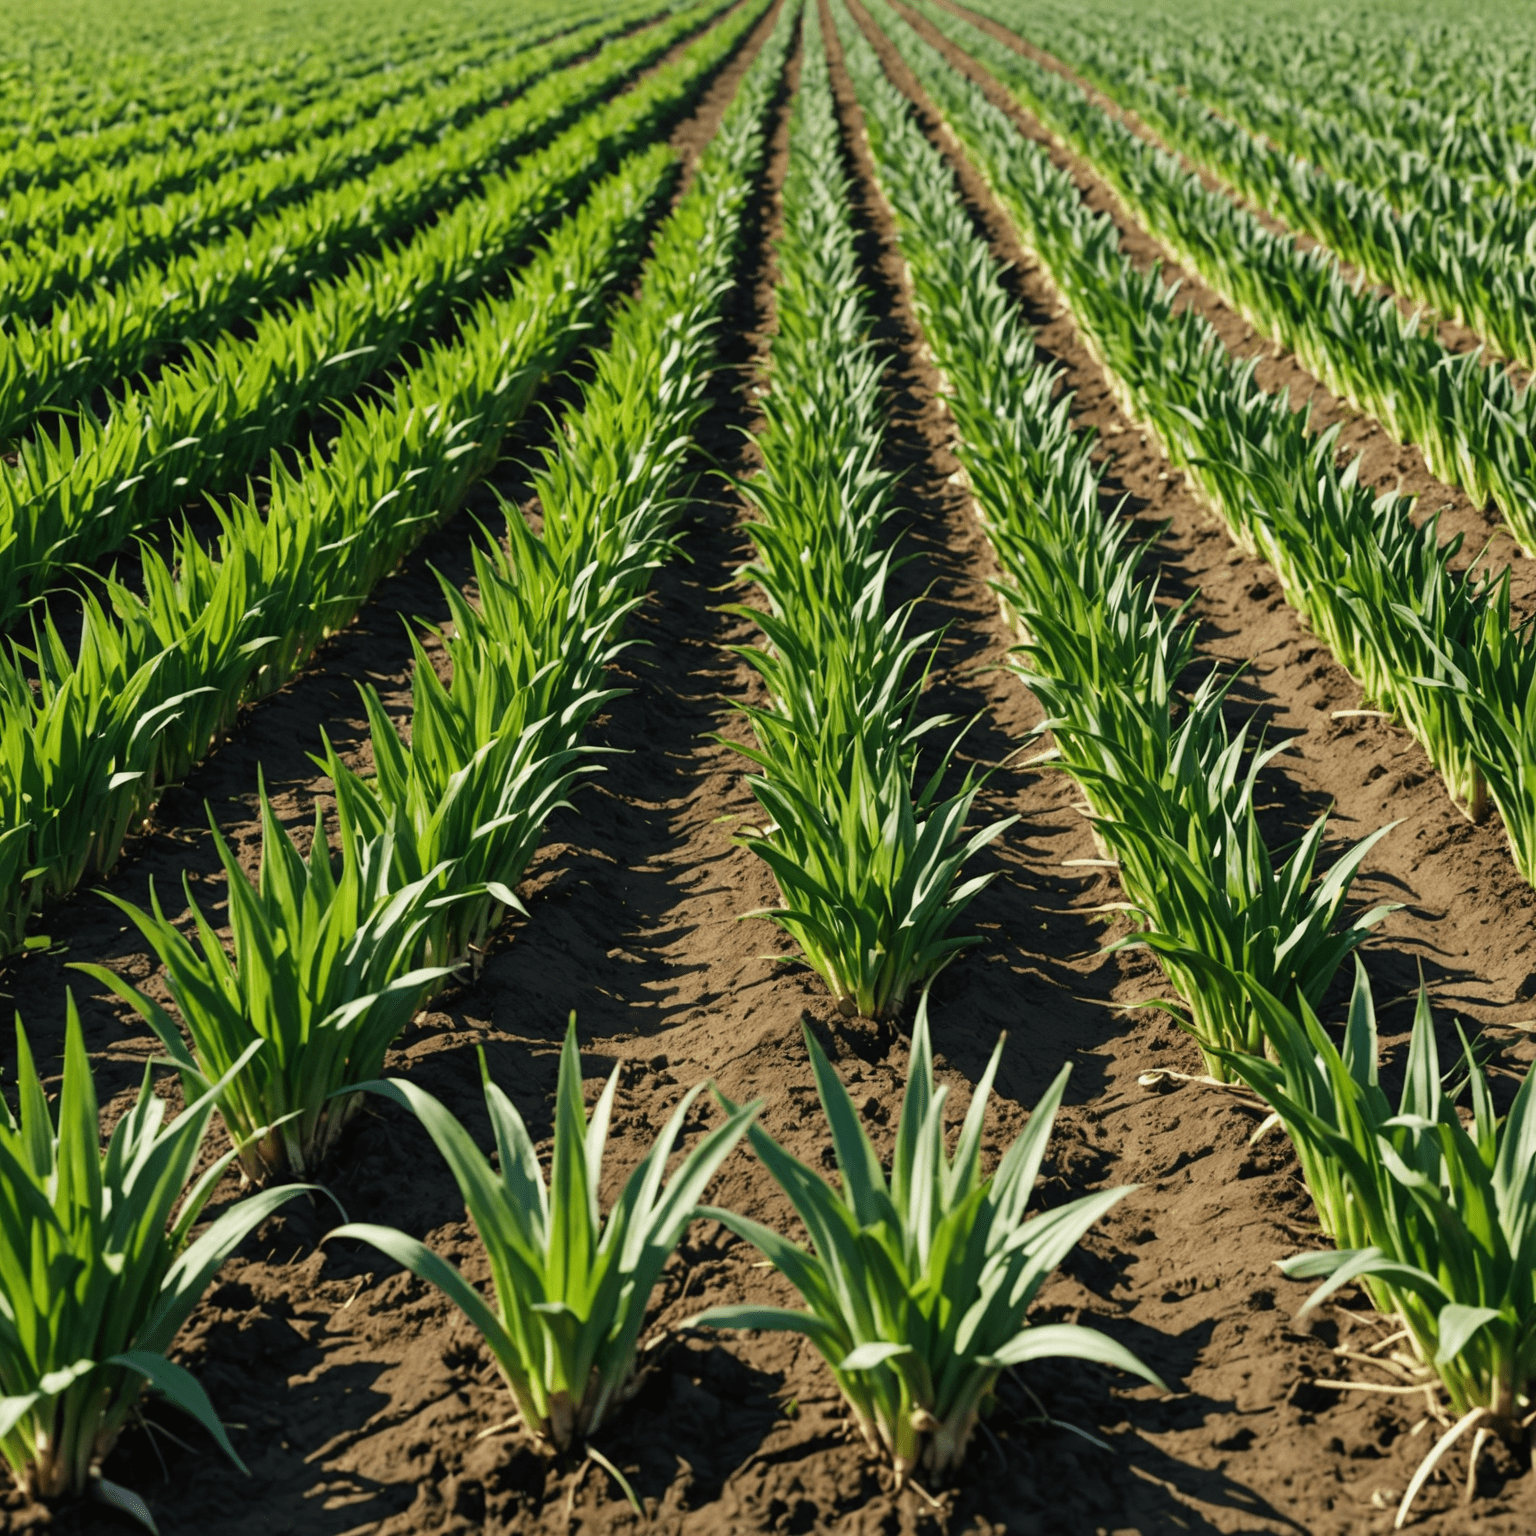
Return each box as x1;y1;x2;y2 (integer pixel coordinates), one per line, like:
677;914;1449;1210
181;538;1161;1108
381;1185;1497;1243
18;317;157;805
3;0;1536;1531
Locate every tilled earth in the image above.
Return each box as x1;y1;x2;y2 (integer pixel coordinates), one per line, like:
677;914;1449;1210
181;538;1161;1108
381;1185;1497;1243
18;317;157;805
5;2;1536;1533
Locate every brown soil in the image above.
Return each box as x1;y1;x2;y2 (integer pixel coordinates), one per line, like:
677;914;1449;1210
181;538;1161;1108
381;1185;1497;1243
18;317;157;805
3;3;1535;1535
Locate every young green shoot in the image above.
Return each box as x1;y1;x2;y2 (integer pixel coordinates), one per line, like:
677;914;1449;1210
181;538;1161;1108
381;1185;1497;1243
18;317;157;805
687;997;1165;1484
0;998;311;1528
327;1018;760;1451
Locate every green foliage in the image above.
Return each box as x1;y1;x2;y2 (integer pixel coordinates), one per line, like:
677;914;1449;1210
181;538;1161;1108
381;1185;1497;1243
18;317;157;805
861;0;1536;890
0;1000;310;1520
1226;966;1536;1426
320;516;627;973
835;0;1392;1079
0;137;675;957
0;3;667;326
0;0;628;163
329;1019;760;1450
73;787;454;1183
0;0;765;626
977;0;1536;377
688;1001;1164;1482
918;0;1536;554
732;5;1010;1020
0;0;746;452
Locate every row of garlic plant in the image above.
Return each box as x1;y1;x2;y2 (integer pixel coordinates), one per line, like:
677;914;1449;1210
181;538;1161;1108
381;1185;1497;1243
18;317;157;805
865;1;1536;887
0;0;734;447
849;9;1536;1516
0;0;766;628
0;9;798;1515
728;2;1009;1022
0;1;774;958
0;0;668;325
670;19;1161;1483
668;17;1161;1486
833;0;1390;1076
914;0;1536;555
966;0;1536;376
1076;0;1536;208
0;146;674;954
4;989;1157;1522
587;17;1155;1479
0;0;542;168
0;0;607;246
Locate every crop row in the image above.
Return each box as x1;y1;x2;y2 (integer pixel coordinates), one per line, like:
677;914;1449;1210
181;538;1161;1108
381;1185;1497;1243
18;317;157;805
0;0;779;958
0;0;764;630
0;8;809;1518
0;3;617;248
973;0;1536;380
0;0;555;177
1076;0;1536;196
866;0;1536;891
917;0;1536;557
83;99;736;1181
1034;7;1536;261
839;2;1536;1518
0;0;731;448
729;4;1008;1023
0;0;662;322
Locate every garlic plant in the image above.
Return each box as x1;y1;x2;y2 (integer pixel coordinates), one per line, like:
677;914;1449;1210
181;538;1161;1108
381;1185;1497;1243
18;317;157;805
688;1000;1164;1482
330;1019;760;1449
1225;964;1536;1528
0;1000;310;1528
76;787;454;1183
